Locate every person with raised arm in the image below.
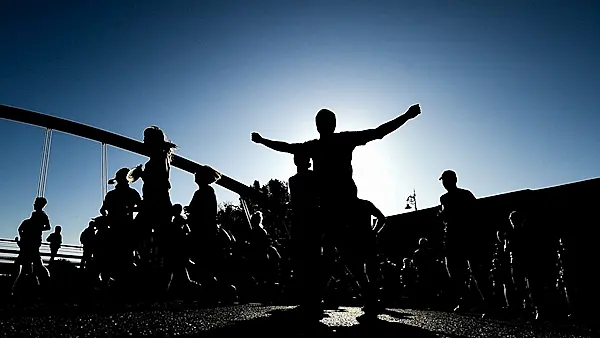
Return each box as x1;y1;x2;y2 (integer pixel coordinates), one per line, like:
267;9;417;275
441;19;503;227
251;104;421;319
251;103;420;211
251;104;420;188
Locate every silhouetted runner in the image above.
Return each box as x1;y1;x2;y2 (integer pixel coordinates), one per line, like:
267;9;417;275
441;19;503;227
186;165;221;286
129;126;177;269
438;169;491;317
288;153;320;310
46;225;62;263
12;197;51;296
336;198;386;315
101;167;142;283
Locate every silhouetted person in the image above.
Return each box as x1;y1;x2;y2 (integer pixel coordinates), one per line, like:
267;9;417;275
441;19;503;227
337;198;386;315
413;237;437;308
252;104;420;202
399;258;417;300
91;215;114;286
100;167;142;280
12;197;51;295
438;170;491;316
80;220;96;270
185;165;221;286
251;103;421;317
288;153;320;311
165;204;199;294
491;229;511;313
249;211;273;298
506;210;556;320
129;126;177;265
46;225;62;263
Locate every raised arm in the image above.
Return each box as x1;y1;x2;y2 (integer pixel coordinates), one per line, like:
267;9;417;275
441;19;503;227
251;132;304;154
345;104;421;146
372;103;421;140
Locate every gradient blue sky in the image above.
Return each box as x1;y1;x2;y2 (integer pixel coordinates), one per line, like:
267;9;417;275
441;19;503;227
1;1;598;245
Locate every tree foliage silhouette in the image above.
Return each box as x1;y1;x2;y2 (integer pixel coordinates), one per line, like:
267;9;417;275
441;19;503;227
216;179;291;244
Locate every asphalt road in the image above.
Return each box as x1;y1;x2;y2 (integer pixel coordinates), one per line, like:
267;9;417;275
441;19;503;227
0;303;596;337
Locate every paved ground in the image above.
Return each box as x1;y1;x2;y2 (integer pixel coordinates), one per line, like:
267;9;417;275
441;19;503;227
0;303;596;337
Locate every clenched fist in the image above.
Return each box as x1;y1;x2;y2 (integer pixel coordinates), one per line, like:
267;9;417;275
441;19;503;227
251;132;264;144
405;103;421;119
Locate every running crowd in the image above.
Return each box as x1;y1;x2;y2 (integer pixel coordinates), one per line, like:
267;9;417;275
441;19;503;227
11;104;573;322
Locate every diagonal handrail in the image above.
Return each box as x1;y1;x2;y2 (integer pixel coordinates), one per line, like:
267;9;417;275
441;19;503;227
0;104;267;205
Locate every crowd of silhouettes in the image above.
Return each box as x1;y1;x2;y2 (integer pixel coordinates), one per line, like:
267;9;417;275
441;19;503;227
7;110;575;323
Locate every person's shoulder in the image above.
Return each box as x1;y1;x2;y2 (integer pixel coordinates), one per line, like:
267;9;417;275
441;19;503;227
357;198;371;208
199;185;216;197
458;188;476;198
337;131;359;141
128;187;141;198
36;210;49;220
127;186;140;193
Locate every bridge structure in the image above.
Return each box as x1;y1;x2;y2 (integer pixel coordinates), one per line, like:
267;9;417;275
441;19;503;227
0;104;271;241
0;104;265;201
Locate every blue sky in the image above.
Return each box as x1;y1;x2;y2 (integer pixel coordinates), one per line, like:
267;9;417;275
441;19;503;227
1;1;598;245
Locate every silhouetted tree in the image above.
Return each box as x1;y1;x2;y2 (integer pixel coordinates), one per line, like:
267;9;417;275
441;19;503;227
225;179;291;244
217;202;248;233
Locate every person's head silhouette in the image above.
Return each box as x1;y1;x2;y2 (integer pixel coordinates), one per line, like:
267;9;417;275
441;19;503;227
251;211;263;228
172;203;183;216
55;225;62;234
293;153;311;171
439;170;457;191
109;168;131;185
34;197;47;210
315;108;336;136
143;125;177;158
194;165;222;186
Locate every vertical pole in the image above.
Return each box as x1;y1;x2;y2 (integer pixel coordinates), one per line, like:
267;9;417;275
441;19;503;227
414;189;418;211
37;128;52;198
101;143;107;201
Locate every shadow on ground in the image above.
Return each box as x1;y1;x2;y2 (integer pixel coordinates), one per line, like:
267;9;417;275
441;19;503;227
194;308;468;337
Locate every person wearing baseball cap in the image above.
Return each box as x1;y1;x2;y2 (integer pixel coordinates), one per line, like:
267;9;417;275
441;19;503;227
438;169;491;318
439;169;457;182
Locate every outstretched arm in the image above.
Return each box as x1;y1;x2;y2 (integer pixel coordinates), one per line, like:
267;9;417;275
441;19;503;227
372;103;421;140
348;104;421;146
251;132;304;154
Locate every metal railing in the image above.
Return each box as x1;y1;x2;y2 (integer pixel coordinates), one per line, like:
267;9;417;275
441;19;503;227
0;238;83;265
